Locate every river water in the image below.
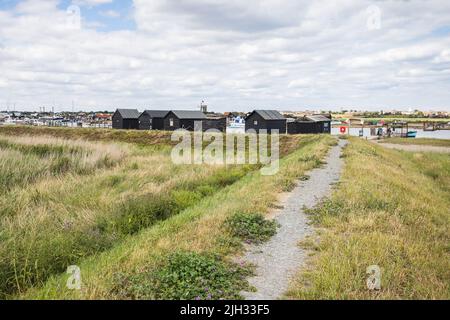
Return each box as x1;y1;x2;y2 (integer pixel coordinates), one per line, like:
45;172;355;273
331;127;450;139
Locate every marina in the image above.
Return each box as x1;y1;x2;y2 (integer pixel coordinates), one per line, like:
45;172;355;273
331;127;450;139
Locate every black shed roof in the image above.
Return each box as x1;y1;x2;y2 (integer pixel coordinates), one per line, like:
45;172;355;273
247;110;286;121
141;110;170;118
115;109;140;119
169;110;207;119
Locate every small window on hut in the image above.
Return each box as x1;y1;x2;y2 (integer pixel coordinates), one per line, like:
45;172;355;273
170;118;174;127
254;120;258;126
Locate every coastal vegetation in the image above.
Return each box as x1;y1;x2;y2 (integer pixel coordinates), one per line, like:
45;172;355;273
380;137;450;147
0;126;335;299
286;138;450;299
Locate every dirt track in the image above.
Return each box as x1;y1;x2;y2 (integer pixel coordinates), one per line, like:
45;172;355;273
240;139;347;300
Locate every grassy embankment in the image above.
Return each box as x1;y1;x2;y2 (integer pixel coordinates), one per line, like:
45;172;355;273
380;137;450;148
0;126;173;146
0;125;301;157
0;130;251;298
12;131;337;300
286;138;450;299
0;126;336;299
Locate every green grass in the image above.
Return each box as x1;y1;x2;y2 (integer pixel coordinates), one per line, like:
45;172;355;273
0;126;308;157
286;138;450;300
0;140;252;298
0;126;336;299
0;135;126;193
112;251;254;300
225;213;279;244
17;134;336;300
0;126;174;147
380;138;450;147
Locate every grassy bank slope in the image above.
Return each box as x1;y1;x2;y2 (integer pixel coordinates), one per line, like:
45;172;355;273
0;126;174;146
0;126;307;156
287;138;450;299
20;135;336;300
0;134;251;298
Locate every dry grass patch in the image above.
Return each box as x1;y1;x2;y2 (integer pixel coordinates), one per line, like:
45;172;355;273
286;138;450;300
380;137;450;148
19;135;336;300
0;131;257;298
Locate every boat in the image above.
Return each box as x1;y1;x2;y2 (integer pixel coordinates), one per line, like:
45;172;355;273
406;131;417;138
228;122;245;129
229;116;245;129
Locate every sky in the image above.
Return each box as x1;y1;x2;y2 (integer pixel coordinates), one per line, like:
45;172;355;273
0;0;450;112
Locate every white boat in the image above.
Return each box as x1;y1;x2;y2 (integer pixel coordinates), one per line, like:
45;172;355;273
229;116;246;128
229;122;245;129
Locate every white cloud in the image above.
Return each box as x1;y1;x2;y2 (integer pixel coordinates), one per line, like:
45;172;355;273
0;0;450;111
100;9;120;18
73;0;113;7
288;79;313;89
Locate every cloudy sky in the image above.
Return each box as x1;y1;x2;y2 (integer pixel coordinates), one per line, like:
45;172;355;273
0;0;450;112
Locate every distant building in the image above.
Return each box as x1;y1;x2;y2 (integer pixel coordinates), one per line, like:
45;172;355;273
163;110;207;131
245;110;287;134
138;110;170;130
202;117;227;132
287;115;331;134
112;109;140;130
94;113;112;121
163;110;226;132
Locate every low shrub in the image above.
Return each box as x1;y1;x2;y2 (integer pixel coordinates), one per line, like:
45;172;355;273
106;193;176;235
225;213;278;244
195;184;218;197
172;190;202;210
112;251;253;300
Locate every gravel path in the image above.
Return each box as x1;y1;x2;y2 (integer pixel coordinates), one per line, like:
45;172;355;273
241;139;347;300
377;143;450;153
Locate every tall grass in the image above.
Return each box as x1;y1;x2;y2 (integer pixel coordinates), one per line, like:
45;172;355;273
0;157;251;297
0;132;266;297
0;135;128;192
0;127;335;299
0;126;308;155
286;138;450;299
0;126;174;147
18;135;336;300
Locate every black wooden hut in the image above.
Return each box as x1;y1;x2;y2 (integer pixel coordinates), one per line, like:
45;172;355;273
163;110;207;131
287;115;331;134
138;110;170;130
112;109;140;130
202;117;227;132
245;110;287;134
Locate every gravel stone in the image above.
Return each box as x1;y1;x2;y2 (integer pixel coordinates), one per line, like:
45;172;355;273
241;139;347;300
